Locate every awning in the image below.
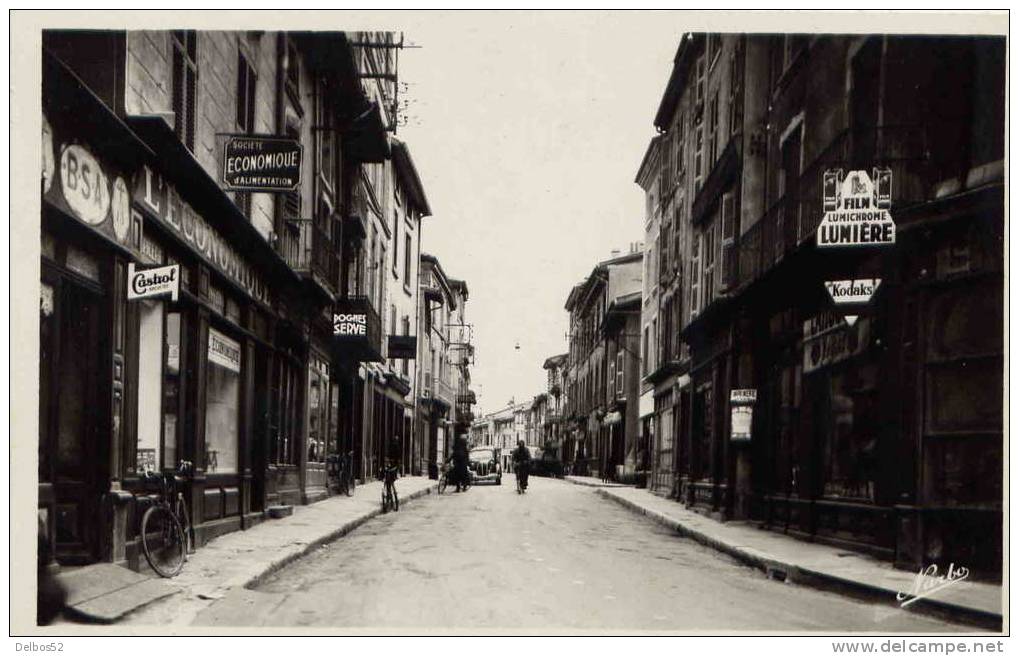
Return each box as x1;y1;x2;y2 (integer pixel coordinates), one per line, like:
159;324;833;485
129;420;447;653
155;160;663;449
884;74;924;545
344;102;390;163
639;390;655;418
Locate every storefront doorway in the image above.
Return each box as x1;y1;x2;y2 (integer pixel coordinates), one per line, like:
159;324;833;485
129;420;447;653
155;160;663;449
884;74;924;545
40;263;107;565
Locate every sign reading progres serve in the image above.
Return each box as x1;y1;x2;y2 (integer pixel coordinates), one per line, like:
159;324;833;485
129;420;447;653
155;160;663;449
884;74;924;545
222;135;302;192
333;313;367;336
824;279;882;305
127;262;180;302
817;169;895;248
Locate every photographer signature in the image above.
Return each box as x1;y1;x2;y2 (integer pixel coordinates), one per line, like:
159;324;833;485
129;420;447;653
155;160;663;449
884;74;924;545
896;563;969;607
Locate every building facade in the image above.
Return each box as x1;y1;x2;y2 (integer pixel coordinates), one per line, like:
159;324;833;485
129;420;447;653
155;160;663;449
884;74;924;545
639;33;1005;575
562;248;644;480
38;29;442;572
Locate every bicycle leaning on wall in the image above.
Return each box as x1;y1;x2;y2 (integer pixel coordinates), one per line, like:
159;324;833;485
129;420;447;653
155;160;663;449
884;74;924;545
140;460;194;578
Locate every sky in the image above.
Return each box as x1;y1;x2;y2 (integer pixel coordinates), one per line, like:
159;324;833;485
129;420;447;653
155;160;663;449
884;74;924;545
396;12;688;417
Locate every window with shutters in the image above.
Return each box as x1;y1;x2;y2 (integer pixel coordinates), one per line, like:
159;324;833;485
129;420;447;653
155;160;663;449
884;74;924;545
403;233;412;284
690;233;701;318
314;77;335;196
728;46;742;137
675;112;686;181
659;222;671;284
616;347;624;398
703;219;716;308
707;91;720;166
171;31;198;152
659;137;672;193
282;124;301;223
695;54;706;108
235;49;257;217
708;34;721;69
284;37;300;107
673;204;683;270
720;191;737;290
694;119;705;194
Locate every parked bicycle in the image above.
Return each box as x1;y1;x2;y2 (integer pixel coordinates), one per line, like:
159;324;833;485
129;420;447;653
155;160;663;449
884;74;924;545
140;460;194;578
328;451;356;497
381;462;399;513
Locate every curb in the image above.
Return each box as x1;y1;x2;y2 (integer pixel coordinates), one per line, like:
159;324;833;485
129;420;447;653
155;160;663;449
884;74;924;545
595;489;1002;631
242;483;438;590
564;477;631;489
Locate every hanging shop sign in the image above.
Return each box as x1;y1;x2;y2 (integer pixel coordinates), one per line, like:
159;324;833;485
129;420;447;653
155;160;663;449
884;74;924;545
817;169;895;248
221;135;302;192
730;389;756;443
43;111;135;250
127;262;180;302
334;313;368;336
803;311;870;374
824;278;882;305
207;328;242;373
134;165;271;305
387;335;418;359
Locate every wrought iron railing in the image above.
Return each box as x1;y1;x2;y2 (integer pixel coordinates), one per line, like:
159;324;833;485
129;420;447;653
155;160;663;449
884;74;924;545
736;124;966;289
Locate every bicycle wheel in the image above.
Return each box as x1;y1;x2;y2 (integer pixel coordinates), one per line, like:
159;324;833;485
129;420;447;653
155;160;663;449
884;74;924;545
438;473;448;495
141;504;186;578
393;487;399;512
174;494;194;556
381;487;390;513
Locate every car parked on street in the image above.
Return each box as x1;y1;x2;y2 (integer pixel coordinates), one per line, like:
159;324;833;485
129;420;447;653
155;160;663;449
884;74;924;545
468;447;502;485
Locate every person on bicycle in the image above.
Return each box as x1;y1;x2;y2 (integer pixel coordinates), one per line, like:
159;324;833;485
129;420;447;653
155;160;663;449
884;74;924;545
452;434;470;492
512;439;531;492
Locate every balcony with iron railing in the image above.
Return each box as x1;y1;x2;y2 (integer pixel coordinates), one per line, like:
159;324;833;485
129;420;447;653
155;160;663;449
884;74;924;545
736;123;973;291
275;218;340;295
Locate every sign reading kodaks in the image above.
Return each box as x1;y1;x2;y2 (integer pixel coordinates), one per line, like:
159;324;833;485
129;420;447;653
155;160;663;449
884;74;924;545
824;279;882;305
817;169;895;248
222;135;302;192
127;262;180;302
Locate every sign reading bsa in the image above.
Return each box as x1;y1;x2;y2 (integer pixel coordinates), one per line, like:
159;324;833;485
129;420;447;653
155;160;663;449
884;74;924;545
817;169;895;248
222;135;302;192
127;262;180;302
824;279;882;305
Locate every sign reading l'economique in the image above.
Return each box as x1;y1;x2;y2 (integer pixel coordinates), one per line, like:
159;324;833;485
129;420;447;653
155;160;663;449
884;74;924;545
222;135;302;192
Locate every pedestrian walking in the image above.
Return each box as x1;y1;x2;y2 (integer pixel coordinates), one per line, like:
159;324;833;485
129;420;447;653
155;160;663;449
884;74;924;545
452;434;470;492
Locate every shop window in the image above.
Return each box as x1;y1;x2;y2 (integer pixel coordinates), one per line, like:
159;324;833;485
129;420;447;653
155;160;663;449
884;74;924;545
693;384;713;479
271;355;301;466
821;363;879;501
162;312;182;468
307;357;330;464
205;328;242;474
136;302;164;473
171;31;198;152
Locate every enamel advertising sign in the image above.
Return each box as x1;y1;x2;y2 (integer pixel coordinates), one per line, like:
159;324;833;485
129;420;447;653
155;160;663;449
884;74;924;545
817;169;895;248
127;262;180;302
824;279;882;305
222;135;302;192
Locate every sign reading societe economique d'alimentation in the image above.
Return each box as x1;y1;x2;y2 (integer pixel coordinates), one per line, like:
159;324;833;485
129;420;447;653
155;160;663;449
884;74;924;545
222;135;302;193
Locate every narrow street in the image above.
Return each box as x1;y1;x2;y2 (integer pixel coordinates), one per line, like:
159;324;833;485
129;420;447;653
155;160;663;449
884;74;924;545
194;479;970;631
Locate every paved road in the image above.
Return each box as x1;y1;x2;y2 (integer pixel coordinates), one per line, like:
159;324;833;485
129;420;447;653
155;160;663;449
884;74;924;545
196;477;971;631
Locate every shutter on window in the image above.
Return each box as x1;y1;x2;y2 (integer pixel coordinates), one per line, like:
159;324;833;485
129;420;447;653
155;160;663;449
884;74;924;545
720;191;737;291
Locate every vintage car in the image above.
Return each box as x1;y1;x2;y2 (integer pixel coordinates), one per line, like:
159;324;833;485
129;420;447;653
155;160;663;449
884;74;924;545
468;447;502;485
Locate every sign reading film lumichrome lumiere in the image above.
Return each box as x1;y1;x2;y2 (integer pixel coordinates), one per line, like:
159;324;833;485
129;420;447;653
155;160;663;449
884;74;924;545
817;169;895;248
222;135;302;192
127;262;180;302
730;389;756;442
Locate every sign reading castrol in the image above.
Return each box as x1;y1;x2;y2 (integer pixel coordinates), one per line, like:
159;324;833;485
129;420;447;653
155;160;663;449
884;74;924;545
817;169;895;248
127;262;180;302
333;313;367;336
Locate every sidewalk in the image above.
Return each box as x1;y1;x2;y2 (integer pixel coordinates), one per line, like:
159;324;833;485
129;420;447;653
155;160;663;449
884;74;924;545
564;475;630;488
55;476;437;626
595;486;1003;630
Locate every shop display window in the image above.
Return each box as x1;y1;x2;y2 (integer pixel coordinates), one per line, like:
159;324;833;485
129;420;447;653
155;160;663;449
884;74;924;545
205;327;241;474
136;301;164;472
